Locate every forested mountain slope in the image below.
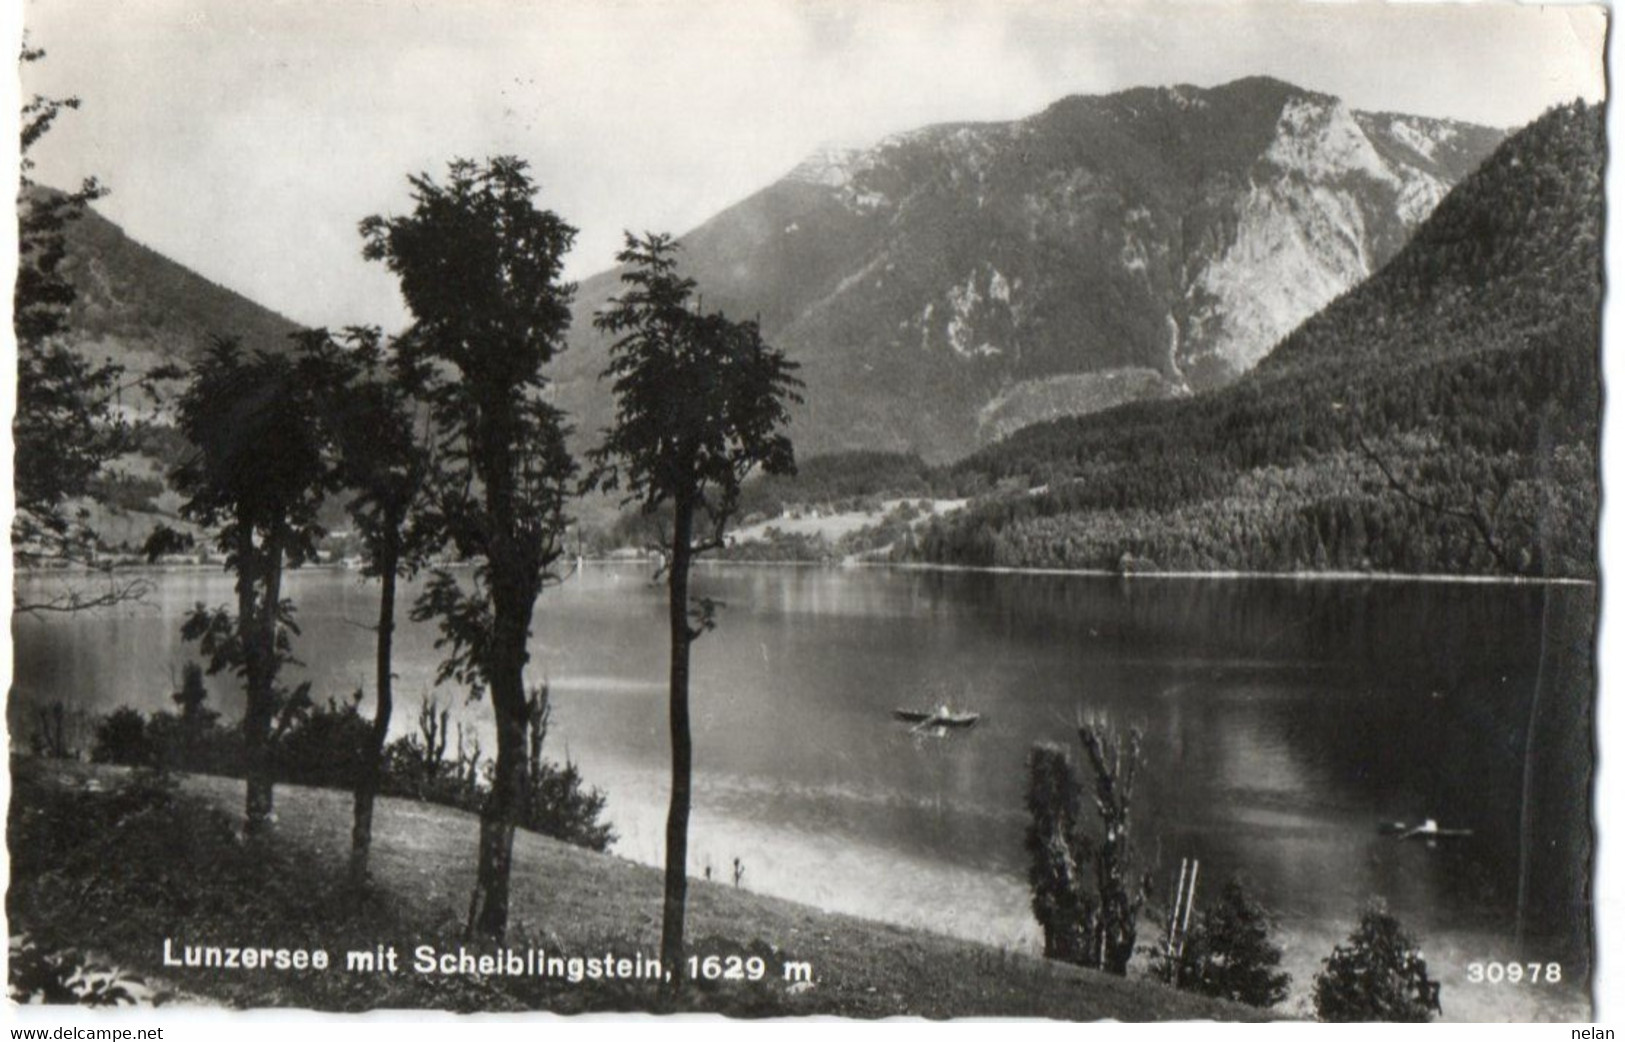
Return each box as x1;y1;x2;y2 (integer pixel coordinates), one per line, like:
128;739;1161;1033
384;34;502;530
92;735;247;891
47;193;303;395
907;102;1601;578
24;192;307;551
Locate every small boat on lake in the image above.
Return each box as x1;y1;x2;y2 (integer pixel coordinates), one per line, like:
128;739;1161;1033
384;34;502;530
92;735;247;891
1379;818;1473;840
892;705;980;729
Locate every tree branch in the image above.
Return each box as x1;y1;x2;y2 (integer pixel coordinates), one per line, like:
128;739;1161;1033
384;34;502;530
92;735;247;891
14;575;153;618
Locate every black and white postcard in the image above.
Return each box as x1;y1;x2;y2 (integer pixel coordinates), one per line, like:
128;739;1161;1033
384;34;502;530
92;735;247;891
6;0;1610;1026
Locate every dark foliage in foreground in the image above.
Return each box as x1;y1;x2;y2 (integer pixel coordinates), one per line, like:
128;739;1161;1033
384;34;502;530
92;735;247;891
8;934;148;1007
8;761;504;1011
13;759;1210;1018
1313;904;1442;1022
362;155;581;940
1150;878;1291;1008
172;336;338;833
1025;720;1153;976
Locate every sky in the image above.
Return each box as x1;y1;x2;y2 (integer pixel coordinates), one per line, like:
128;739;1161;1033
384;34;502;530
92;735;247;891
11;0;1609;332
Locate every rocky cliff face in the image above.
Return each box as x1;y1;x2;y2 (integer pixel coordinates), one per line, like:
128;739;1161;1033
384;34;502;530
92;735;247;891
918;102;1602;580
555;77;1501;462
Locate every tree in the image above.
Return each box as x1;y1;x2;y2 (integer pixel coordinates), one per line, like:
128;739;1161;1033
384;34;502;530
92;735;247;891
13;39;151;614
1155;877;1291;1008
1025;742;1097;963
593;232;800;978
296;327;434;886
172;661;214;724
161;660;222;771
1023;718;1153;975
1313;903;1442;1022
141;523;195;562
171;336;335;834
1076;716;1152;974
360;156;579;939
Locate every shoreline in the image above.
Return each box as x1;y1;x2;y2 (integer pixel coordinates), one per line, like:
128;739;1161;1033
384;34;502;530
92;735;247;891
847;559;1597;586
18;556;1596;588
692;556;1597;586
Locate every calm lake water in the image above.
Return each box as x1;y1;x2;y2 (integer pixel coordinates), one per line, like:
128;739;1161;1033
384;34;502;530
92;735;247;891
10;564;1595;1020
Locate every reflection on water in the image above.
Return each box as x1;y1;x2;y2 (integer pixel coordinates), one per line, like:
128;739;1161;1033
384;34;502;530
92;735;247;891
11;564;1594;1019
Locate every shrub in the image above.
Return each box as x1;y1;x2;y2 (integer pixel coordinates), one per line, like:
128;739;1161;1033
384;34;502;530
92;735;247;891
1025;742;1097;964
1154;877;1291;1008
77;683;616;855
30;701;93;760
379;696;483;810
278;694;372;789
148;664;238;773
1313;903;1442;1021
171;662;215;725
518;686;615;852
145;712;241;776
522;758;614;852
377;689;615;851
88;667;238;774
141;524;195;562
1024;717;1152;975
91;707;152;766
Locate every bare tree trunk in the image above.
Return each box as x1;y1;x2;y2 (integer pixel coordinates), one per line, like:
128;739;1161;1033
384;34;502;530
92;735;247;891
660;502;695;984
238;524;276;836
466;610;530;940
242;733;275;834
351;551;397;887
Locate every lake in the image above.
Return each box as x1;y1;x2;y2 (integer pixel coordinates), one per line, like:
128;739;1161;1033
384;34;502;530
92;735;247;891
10;563;1595;1019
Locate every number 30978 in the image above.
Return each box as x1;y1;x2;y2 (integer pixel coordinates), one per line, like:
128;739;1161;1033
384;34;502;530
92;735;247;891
1466;962;1562;984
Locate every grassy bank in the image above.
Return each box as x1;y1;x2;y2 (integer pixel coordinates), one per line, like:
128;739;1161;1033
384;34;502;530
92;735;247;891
7;756;1253;1018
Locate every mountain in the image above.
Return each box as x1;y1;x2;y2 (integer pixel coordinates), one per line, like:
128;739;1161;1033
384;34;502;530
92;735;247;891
24;194;305;551
1258;99;1601;378
906;101;1602;578
45;194;303;389
553;77;1503;462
